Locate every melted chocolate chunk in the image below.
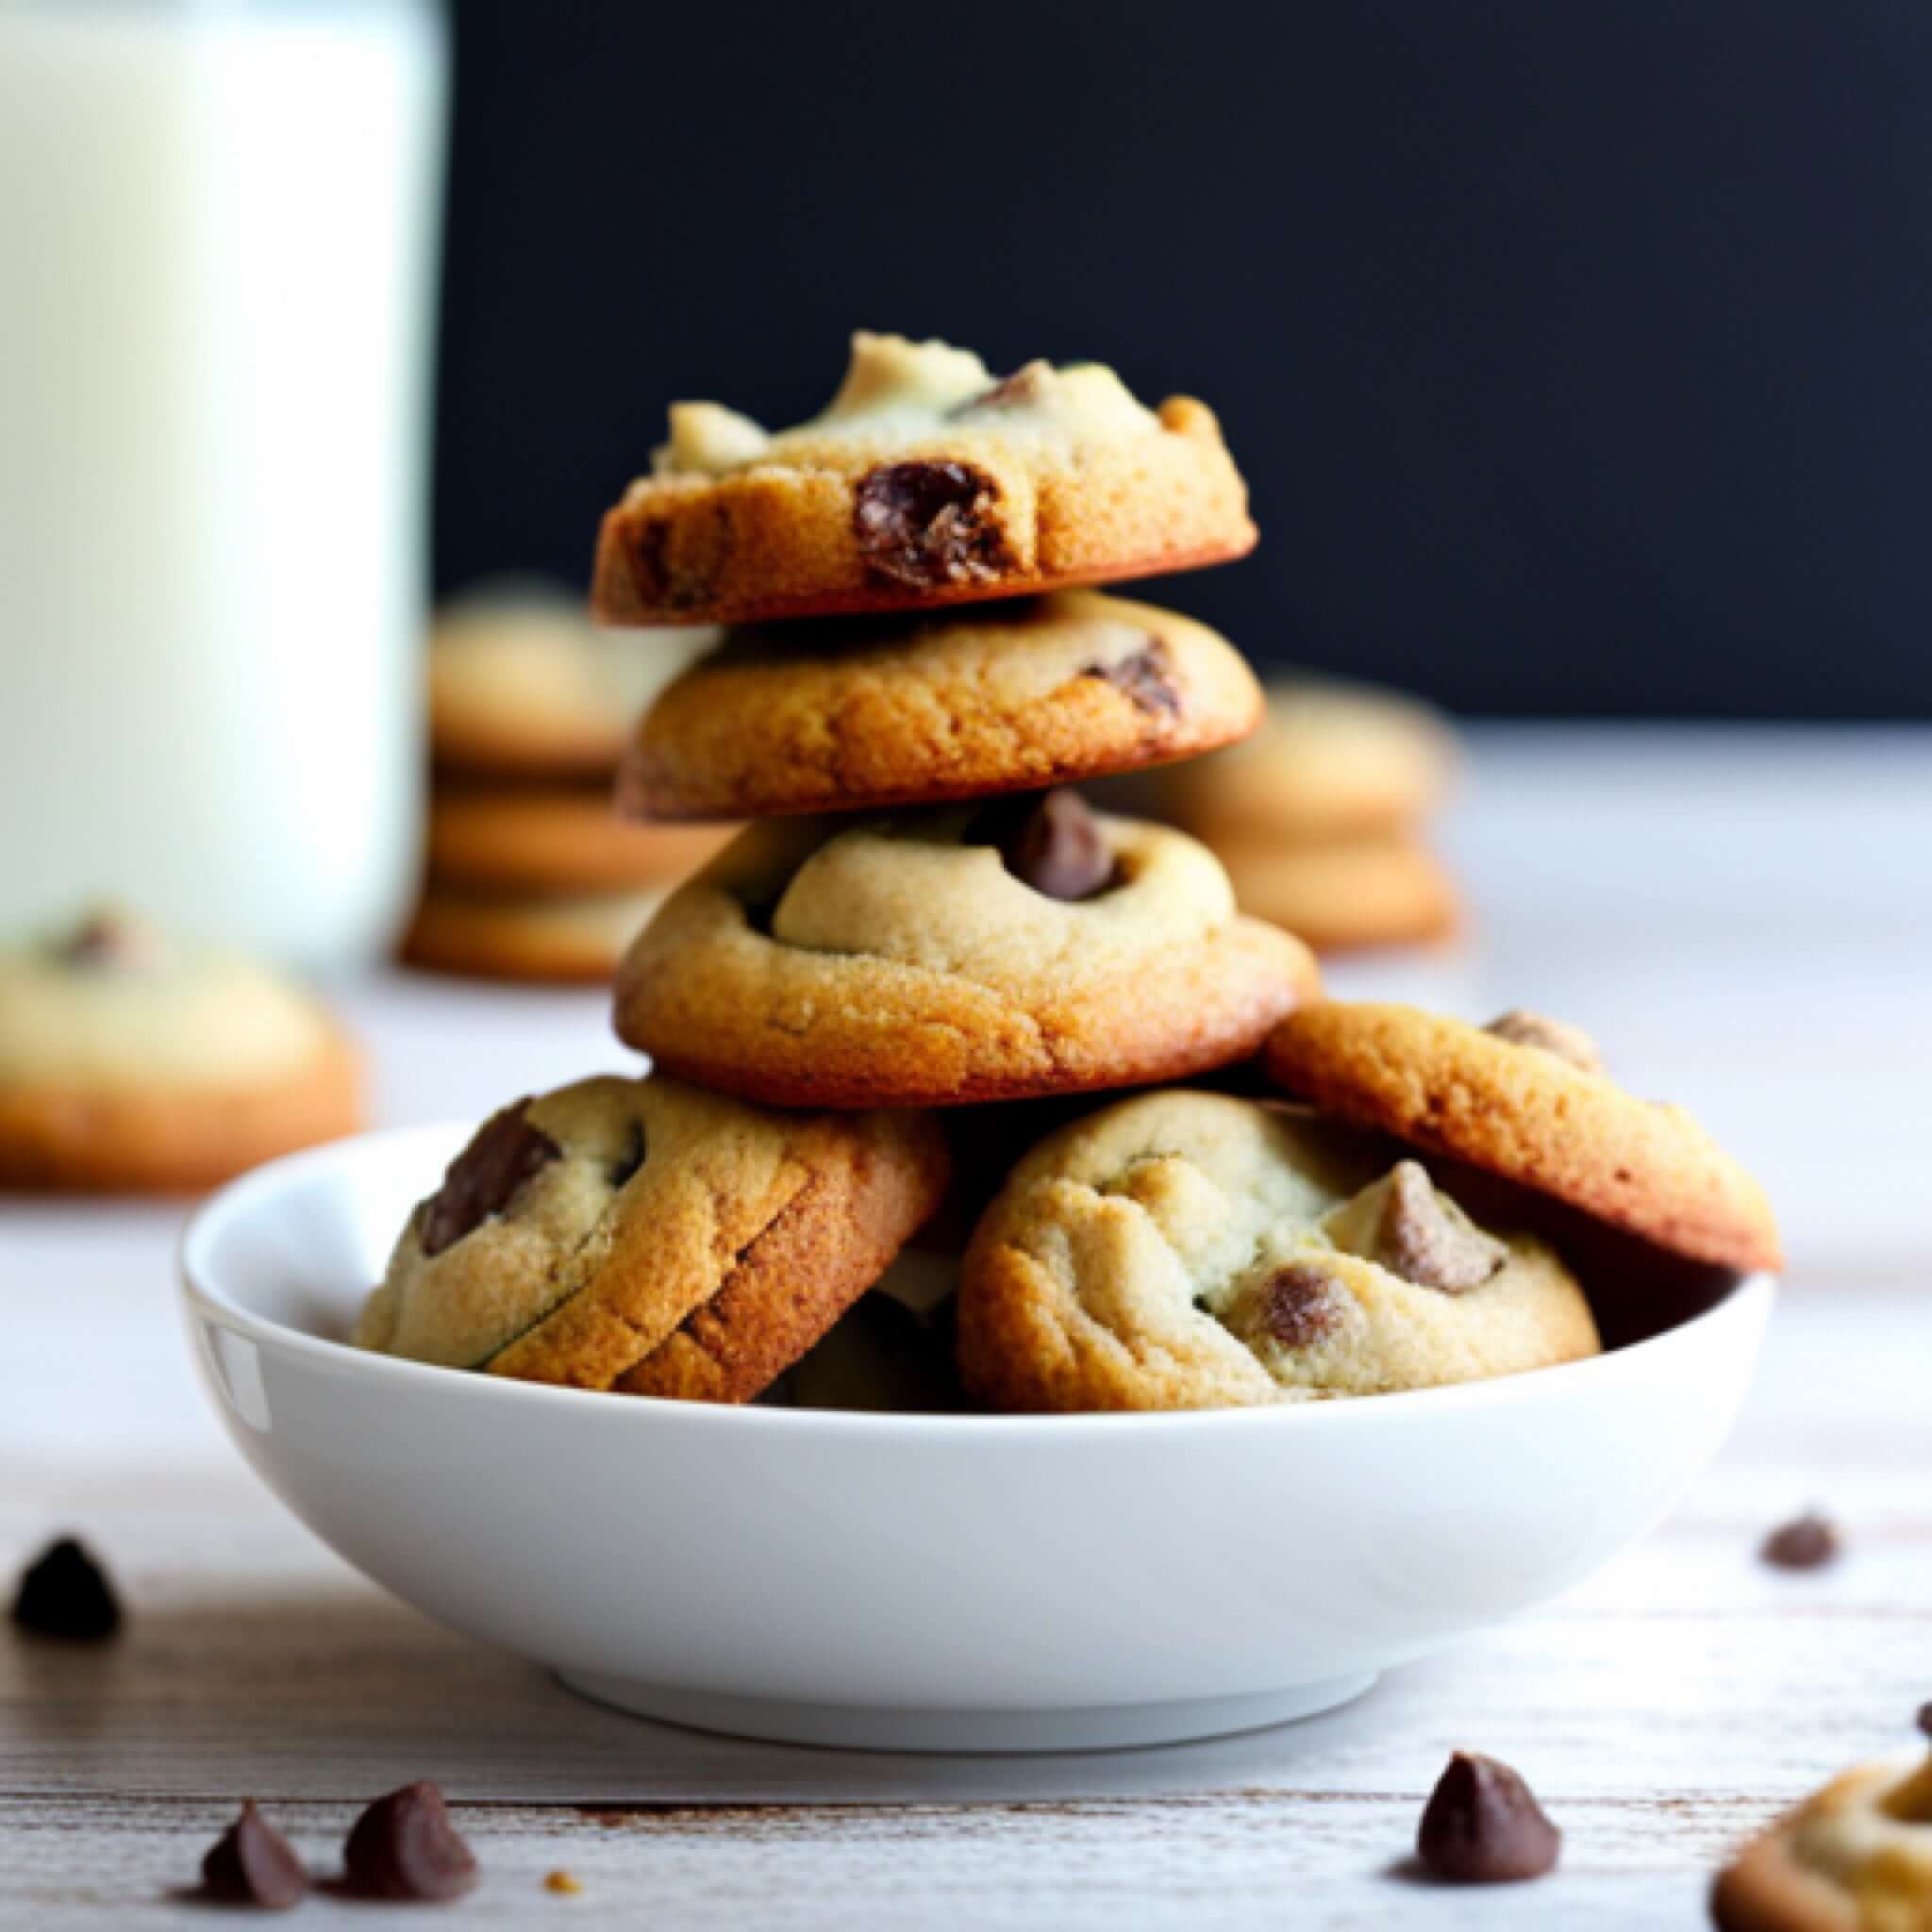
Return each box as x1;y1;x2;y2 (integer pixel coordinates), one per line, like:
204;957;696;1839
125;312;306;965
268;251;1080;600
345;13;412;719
341;1782;478;1903
1918;1703;1932;1740
1416;1752;1562;1884
854;461;1009;589
10;1536;121;1641
201;1802;308;1909
1761;1509;1841;1571
1257;1262;1345;1348
1085;641;1180;716
986;789;1113;901
1376;1162;1507;1293
418;1101;560;1257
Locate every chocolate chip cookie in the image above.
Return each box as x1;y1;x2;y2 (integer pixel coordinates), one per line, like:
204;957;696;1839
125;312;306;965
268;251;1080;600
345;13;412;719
429;580;714;778
611;790;1320;1108
1713;1715;1932;1931
619;591;1261;822
0;909;362;1193
592;333;1256;626
1264;1003;1782;1273
955;1090;1599;1412
356;1074;948;1400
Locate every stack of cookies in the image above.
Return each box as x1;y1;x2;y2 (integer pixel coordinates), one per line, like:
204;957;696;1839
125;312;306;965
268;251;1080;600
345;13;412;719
400;584;731;984
1140;675;1464;956
355;334;1778;1415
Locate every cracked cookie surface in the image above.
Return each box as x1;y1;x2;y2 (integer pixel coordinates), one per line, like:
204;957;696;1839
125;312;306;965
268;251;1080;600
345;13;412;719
955;1090;1598;1412
610;792;1320;1108
592;333;1255;626
620;591;1260;822
1264;1002;1782;1273
355;1074;947;1400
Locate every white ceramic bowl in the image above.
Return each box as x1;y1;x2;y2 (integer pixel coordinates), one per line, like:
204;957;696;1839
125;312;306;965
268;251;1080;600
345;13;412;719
180;1123;1774;1753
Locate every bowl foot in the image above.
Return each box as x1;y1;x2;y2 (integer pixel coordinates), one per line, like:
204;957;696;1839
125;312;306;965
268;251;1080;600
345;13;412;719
555;1670;1378;1754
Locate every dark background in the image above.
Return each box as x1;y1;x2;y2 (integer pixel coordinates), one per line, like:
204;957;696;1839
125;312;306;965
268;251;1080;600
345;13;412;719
432;1;1932;718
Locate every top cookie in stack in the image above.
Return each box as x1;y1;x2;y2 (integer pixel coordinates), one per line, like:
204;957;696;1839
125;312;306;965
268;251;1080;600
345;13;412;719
594;332;1321;1108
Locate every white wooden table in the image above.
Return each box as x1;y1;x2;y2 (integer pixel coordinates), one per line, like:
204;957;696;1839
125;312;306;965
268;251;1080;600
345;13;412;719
6;726;1931;1927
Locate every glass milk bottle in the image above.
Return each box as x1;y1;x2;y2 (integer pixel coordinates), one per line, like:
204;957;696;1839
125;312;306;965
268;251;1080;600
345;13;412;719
0;0;446;965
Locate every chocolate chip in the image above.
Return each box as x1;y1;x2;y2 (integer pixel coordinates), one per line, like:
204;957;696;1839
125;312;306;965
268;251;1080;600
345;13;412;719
1917;1703;1932;1740
201;1802;308;1909
1376;1162;1507;1293
418;1101;561;1257
1485;1009;1604;1074
1761;1509;1841;1570
341;1782;478;1903
1416;1751;1561;1884
989;789;1113;901
853;460;1009;589
608;1121;647;1191
1085;641;1181;716
1256;1262;1347;1347
10;1536;121;1641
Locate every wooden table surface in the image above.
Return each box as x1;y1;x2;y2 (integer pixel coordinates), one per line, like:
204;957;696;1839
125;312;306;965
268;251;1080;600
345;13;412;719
6;726;1931;1928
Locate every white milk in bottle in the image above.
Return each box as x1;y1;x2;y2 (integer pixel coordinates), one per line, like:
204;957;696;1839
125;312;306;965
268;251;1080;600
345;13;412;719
0;0;446;964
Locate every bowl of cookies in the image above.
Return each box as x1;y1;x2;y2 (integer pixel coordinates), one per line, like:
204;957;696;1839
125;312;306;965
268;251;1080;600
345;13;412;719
182;332;1780;1752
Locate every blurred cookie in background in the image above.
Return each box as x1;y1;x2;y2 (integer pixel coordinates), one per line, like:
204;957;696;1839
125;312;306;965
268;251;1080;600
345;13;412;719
0;908;362;1192
401;793;736;987
406;581;729;986
428;578;715;780
1127;674;1465;958
1152;675;1459;847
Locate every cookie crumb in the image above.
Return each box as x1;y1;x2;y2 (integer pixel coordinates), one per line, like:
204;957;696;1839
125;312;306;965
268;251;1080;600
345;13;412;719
10;1535;122;1641
1416;1750;1561;1883
544;1869;584;1896
1761;1509;1840;1571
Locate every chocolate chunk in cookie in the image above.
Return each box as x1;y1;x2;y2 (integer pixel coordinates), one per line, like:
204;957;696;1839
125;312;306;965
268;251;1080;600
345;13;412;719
991;789;1114;901
418;1101;561;1257
201;1802;308;1909
1485;1009;1604;1074
1374;1162;1507;1293
1257;1262;1347;1347
1085;640;1181;716
1416;1751;1561;1884
10;1536;122;1641
854;461;1009;590
341;1782;477;1903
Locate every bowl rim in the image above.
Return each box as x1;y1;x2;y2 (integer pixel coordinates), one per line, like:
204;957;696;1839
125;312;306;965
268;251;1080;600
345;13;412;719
180;1119;1777;1441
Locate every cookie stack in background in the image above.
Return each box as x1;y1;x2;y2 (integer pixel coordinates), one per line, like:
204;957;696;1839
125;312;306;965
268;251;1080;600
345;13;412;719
399;583;732;984
1132;675;1465;958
